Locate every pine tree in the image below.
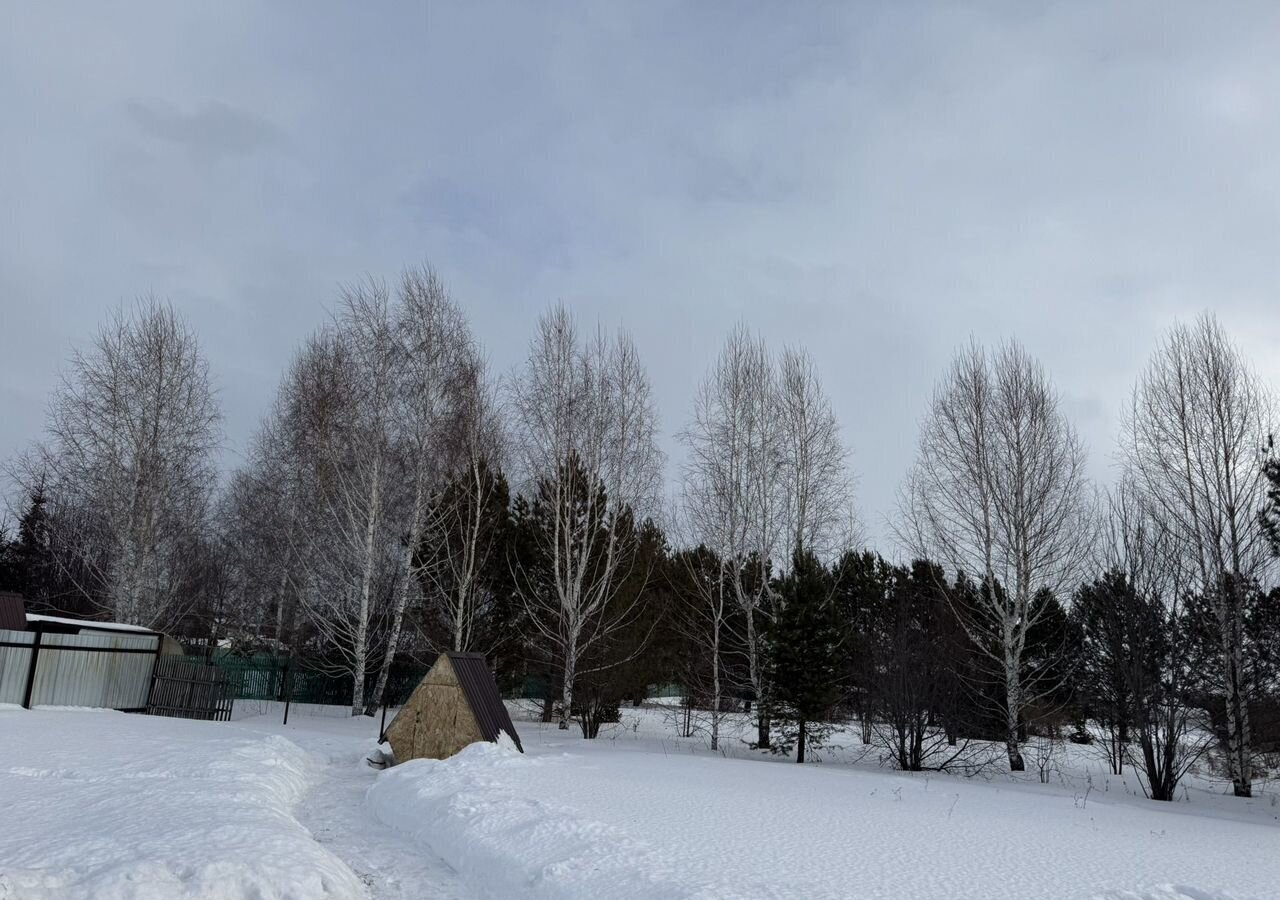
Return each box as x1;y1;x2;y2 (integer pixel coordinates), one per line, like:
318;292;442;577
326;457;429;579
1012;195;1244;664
767;550;843;763
1072;571;1158;774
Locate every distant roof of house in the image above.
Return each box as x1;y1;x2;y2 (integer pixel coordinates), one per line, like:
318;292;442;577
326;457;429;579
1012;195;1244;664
0;592;25;631
447;652;523;752
26;613;158;635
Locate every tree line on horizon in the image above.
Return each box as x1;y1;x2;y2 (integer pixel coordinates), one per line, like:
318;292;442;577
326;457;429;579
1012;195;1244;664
3;264;1279;803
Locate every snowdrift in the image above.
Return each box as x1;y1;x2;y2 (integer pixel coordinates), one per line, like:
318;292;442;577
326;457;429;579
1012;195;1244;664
368;741;803;899
367;725;1273;900
0;710;363;900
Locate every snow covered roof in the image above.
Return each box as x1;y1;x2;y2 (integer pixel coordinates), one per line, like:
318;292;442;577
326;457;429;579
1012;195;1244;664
25;613;158;635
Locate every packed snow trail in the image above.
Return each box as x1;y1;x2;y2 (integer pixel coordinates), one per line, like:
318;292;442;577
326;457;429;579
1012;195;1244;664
268;720;476;900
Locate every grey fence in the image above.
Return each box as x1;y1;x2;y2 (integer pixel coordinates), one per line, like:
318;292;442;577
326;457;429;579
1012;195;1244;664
0;627;160;710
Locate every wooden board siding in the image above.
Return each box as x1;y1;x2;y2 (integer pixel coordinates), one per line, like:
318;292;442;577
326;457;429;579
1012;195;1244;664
384;655;486;762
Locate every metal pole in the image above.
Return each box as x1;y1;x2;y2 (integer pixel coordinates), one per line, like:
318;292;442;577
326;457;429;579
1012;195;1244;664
144;637;165;711
21;630;43;710
282;656;293;726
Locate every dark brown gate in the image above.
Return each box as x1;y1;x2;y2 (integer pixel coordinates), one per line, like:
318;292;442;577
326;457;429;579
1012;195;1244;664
146;657;234;721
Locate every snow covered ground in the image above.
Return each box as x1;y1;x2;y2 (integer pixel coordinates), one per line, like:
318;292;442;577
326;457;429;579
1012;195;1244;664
0;708;367;899
372;703;1280;900
2;703;1278;899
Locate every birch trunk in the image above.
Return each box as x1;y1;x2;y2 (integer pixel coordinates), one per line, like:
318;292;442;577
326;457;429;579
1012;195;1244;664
365;470;425;715
1005;660;1025;771
351;455;381;716
1222;599;1253;797
560;640;577;730
710;606;722;752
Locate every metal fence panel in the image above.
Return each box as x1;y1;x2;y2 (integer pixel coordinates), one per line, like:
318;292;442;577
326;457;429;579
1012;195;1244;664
30;632;159;709
0;629;35;705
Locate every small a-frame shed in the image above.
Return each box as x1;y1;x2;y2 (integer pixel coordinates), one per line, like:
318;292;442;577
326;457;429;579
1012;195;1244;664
384;652;522;763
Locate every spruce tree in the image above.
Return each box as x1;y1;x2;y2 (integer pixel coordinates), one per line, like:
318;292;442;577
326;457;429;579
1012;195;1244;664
0;523;17;593
1264;437;1280;556
767;550;843;763
5;486;56;608
1072;571;1160;774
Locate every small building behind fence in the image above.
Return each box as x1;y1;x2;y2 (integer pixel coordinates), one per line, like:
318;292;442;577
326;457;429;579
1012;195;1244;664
384;652;522;763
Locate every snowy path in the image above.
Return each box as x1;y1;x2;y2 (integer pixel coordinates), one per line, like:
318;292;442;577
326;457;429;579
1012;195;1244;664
0;708;480;900
276;724;477;900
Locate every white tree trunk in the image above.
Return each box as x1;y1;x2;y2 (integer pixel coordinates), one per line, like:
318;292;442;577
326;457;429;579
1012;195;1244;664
560;639;578;730
351;456;382;716
711;609;721;752
365;471;425;715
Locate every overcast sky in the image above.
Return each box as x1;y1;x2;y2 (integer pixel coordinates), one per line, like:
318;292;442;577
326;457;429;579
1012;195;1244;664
3;2;1280;547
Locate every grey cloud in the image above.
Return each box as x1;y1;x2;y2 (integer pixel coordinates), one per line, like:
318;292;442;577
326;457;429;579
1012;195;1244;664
124;99;279;159
3;2;1280;546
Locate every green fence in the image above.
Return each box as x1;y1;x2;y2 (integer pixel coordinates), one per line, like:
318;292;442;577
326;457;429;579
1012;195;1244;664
181;653;428;709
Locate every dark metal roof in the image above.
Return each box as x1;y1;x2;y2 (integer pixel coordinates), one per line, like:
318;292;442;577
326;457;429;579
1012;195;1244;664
0;592;26;632
447;652;523;752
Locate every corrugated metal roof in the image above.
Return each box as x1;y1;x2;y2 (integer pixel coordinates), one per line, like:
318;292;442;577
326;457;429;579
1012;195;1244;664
0;592;26;631
447;652;523;752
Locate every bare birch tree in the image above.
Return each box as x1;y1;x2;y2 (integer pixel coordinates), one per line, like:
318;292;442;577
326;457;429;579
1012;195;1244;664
10;299;221;630
218;460;294;647
668;515;733;751
364;266;474;713
282;282;398;715
417;358;508;654
510;305;663;730
776;346;852;561
1120;313;1275;797
680;324;783;747
1094;480;1212;801
896;339;1091;771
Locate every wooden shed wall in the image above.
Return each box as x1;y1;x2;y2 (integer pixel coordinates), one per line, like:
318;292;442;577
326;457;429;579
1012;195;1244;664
385;655;486;762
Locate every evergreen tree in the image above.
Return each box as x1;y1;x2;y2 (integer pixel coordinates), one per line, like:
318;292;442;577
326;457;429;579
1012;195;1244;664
415;459;515;657
1181;576;1280;758
831;550;894;745
573;519;670;738
1072;571;1158;773
0;522;17;593
1022;588;1076;730
511;453;659;736
2;486;60;610
1264;436;1280;556
767;550;843;763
